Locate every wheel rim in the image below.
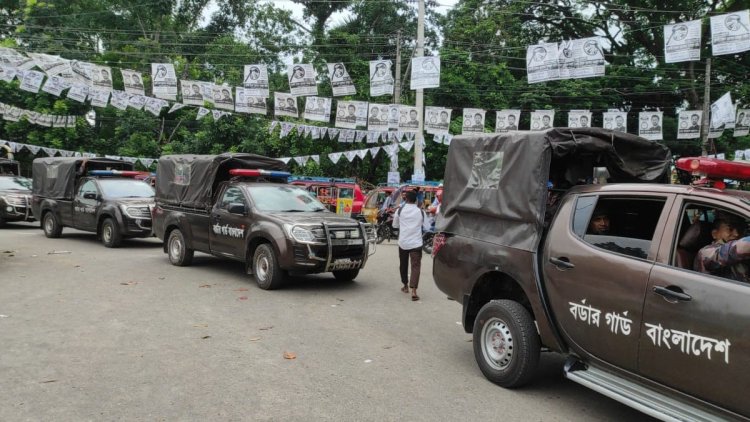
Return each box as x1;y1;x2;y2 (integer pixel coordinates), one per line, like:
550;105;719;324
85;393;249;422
481;317;514;370
44;215;54;233
169;235;182;260
256;253;269;281
103;224;112;243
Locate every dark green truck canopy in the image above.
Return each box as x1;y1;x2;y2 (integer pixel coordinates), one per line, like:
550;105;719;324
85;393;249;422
32;157;133;199
437;128;671;252
156;153;288;209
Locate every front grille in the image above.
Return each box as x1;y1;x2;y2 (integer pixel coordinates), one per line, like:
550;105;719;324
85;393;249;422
331;244;365;260
5;195;29;206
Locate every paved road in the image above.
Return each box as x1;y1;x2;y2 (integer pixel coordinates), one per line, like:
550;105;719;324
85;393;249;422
0;222;653;421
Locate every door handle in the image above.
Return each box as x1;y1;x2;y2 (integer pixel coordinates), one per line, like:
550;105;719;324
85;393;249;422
653;285;692;302
549;256;575;269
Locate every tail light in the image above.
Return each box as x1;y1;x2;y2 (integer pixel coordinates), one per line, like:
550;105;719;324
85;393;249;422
432;232;447;257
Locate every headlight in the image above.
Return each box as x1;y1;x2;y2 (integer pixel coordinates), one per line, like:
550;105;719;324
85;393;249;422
284;224;318;243
120;205;151;219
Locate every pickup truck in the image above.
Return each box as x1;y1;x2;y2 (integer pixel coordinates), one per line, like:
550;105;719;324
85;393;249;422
433;128;750;421
152;153;374;290
0;158;35;227
31;157;155;247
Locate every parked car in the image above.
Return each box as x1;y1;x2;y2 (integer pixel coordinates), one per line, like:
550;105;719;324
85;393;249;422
433;128;749;421
0;158;34;227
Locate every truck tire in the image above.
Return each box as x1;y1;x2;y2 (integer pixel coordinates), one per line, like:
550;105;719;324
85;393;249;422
473;300;540;388
101;218;123;248
167;229;194;266
42;211;63;238
333;269;359;282
253;243;285;290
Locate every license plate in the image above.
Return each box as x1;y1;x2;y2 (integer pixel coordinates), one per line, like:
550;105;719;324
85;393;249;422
330;258;361;270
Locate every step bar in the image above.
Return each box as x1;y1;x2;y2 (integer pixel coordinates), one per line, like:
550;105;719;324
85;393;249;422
564;358;724;422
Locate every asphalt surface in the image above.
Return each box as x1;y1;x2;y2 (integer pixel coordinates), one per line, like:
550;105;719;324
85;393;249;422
0;222;653;421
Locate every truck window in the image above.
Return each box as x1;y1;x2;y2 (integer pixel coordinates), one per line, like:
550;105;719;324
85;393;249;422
78;180;98;198
218;187;246;211
674;202;750;284
574;196;666;260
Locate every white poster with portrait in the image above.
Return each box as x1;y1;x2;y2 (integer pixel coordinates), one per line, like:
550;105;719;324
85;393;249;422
603;111;627;132
495;110;520;133
0;47;33;70
677;110;702;139
91;65;113;92
303;96;332;122
462;108;486;134
734;109;750;137
151;63;177;101
235;88;267;115
664;20;702;63
410;57;440;90
70;60;93;87
327;62;356;97
567;110;592;128
425;107;451;134
530;110;555;131
367;103;390;131
711;92;735;128
526;43;560;83
88;88;110;108
213;85;234;111
27;53;68;76
19;70;45;93
638;111;664;140
288;64;317;97
274;92;298;118
369;60;395;97
398;105;421;133
711;10;750;56
41;75;68;96
708;117;725;139
243;64;270;97
335;100;368;129
387;104;400;129
121;69;145;96
180;80;205;106
558;37;605;80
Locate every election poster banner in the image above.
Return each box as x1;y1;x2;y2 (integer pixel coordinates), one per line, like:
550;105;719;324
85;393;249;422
151;63;177;101
327;62;356;96
410;57;440;90
335;100;368;129
558;38;605;80
638;111;664;141
425;106;451;134
495;110;520;133
526;43;560;83
603;111;627;132
734;109;750;137
677;110;702;139
568;110;592;128
710;10;750;56
274;92;298;118
303;96;332;123
367;103;389;131
530;110;555;131
369;60;395;97
121;69;145;96
243;64;270;97
398;105;421;133
234;88;267;115
462;108;486;134
180;80;205;106
288;64;317;97
664;20;702;63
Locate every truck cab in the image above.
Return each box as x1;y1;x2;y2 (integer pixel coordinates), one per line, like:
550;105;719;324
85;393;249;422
31;157;155;247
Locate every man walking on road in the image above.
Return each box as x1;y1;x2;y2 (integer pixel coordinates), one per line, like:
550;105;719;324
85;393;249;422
393;190;431;301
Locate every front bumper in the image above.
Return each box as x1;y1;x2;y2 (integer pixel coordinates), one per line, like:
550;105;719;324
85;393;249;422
285;223;376;273
1;196;35;222
122;216;153;237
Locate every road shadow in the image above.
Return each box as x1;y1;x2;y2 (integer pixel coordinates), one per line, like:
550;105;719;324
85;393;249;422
0;222;39;230
49;232;163;249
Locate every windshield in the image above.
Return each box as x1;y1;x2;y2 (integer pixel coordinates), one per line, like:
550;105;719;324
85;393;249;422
246;185;327;212
0;176;32;191
99;179;155;198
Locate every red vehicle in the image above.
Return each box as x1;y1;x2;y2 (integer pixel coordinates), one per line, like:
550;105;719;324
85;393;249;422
289;177;365;218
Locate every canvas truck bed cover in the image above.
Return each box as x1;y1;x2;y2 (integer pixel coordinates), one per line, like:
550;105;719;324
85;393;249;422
437;128;671;252
156;153;288;209
32;157;133;199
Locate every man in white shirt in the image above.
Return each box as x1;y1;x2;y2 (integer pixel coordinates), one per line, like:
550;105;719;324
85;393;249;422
393;190;431;301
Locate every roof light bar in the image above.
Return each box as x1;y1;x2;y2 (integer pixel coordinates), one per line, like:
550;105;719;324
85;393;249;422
676;157;750;181
229;169;291;178
89;170;146;177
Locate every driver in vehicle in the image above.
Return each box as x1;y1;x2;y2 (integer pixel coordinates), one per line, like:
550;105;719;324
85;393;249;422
694;213;750;282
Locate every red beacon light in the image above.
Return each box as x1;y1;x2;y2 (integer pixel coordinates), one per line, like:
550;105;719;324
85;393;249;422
89;170;146;177
675;157;750;189
229;169;291;178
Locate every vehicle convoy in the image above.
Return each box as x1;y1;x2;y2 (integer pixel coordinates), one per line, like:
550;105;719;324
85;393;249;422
0;158;35;227
30;157;155;247
433;128;750;421
152;153;375;290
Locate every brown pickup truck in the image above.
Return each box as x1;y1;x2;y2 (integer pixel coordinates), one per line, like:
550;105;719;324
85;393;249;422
433;128;750;421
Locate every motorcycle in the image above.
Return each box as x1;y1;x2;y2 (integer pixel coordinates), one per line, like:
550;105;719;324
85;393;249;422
422;229;435;254
375;209;398;244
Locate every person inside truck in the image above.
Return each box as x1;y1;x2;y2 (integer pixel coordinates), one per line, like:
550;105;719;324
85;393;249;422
694;213;750;282
587;207;610;235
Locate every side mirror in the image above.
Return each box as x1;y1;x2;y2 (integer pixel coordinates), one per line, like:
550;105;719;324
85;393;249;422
83;192;97;200
228;202;246;215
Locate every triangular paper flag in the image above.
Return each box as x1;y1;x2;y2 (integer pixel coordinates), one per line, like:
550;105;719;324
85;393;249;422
327;128;339;140
196;107;210;120
280;122;295;138
310;154;320;164
399;141;414;151
328;152;342;164
212;109;223;121
294;155;309;166
443;134;453;145
355;130;367;143
168;103;186;113
269;120;279;134
355;149;367;159
369;146;380;157
344;150;358;162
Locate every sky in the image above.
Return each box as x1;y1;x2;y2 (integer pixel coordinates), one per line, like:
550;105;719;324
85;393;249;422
270;0;460;27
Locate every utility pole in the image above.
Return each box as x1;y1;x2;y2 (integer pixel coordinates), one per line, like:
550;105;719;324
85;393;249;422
414;0;425;178
701;58;711;157
391;30;402;173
